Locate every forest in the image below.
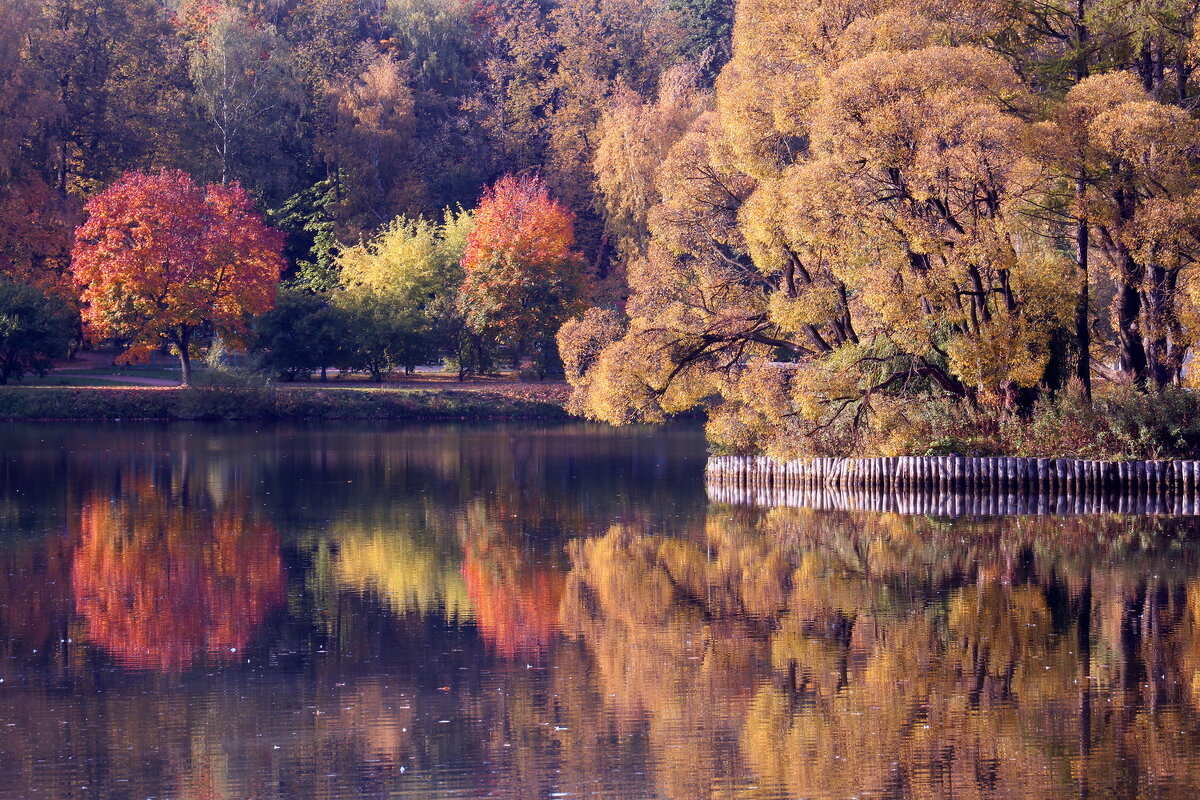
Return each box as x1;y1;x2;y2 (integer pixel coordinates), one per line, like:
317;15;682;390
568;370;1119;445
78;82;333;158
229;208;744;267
3;0;1200;456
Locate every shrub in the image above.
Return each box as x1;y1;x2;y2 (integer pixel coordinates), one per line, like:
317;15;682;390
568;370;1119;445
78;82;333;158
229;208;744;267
0;279;75;384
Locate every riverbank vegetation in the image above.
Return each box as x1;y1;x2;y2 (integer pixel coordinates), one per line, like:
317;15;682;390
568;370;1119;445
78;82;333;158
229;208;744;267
4;0;1200;450
559;0;1200;459
0;383;569;421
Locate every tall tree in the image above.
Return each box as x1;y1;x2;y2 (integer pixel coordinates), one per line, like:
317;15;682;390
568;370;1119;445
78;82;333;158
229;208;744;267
32;0;192;196
593;65;708;265
564;6;1092;454
322;49;420;235
1045;72;1200;387
335;208;472;375
460;175;587;374
182;1;303;199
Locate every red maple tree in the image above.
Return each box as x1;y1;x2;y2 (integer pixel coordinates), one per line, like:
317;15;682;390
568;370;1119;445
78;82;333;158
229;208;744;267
70;170;284;384
459;174;587;371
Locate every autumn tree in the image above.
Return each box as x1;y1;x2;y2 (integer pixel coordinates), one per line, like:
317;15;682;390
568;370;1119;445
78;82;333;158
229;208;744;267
459;175;587;374
384;0;491;209
476;0;689;269
30;0;193;197
322;50;421;235
541;0;688;220
336;207;472;376
1041;72;1200;388
0;1;70;289
182;1;303;200
564;4;1095;455
70;170;285;385
593;65;708;264
557;307;625;415
283;0;383;92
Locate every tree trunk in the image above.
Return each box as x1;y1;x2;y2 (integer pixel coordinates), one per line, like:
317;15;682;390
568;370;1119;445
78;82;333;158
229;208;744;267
1075;178;1092;399
1114;255;1147;385
174;327;193;387
1144;264;1179;388
1073;0;1091;398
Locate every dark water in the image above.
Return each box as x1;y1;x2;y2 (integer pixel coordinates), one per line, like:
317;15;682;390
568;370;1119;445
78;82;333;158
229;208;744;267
3;423;1200;799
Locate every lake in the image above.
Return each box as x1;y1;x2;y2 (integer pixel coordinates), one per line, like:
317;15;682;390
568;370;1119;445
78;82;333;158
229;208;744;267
2;422;1200;799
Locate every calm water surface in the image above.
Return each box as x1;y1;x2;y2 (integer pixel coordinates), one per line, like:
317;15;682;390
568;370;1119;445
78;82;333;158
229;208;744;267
3;422;1200;799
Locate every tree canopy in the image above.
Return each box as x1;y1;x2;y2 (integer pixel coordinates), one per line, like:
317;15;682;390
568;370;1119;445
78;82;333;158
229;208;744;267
70;170;284;384
562;0;1200;456
2;0;1200;446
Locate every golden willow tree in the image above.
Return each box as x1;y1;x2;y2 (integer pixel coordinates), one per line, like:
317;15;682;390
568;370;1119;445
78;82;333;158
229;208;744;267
562;0;1200;457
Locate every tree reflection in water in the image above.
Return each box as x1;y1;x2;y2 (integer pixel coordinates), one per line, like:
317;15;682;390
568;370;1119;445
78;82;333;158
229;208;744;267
4;425;1200;798
559;507;1200;799
460;501;566;660
71;471;284;671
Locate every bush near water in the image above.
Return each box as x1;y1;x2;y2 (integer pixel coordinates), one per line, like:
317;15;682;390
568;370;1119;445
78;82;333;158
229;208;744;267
708;383;1200;462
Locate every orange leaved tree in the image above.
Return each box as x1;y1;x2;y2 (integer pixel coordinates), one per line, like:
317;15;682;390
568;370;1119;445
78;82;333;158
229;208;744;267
459;174;587;375
70;170;285;385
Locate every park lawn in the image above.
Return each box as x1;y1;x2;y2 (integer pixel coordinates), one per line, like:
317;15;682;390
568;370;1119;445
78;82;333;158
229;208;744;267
52;366;182;381
11;375;150;387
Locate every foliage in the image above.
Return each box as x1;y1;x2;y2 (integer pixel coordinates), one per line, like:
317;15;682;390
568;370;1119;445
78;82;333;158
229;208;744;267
556;307;625;415
334;207;472;378
1005;383;1200;459
593;66;708;263
460;175;587;375
711;379;1200;460
254;287;350;380
6;0;1200;454
335;289;432;380
322;50;420;234
183;1;304;198
1044;73;1200;388
669;0;734;83
563;0;1200;456
0;278;74;384
70;170;285;385
270;178;342;294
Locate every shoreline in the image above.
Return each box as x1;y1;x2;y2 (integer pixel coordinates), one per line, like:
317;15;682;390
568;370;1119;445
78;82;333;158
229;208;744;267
707;453;1200;494
0;385;569;422
707;454;1200;516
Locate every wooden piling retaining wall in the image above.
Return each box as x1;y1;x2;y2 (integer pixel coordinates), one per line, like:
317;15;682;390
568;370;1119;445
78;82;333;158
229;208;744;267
705;454;1200;516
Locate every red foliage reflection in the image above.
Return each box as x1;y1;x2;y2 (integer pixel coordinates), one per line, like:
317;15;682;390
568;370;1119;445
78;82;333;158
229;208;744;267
462;546;564;659
71;479;284;671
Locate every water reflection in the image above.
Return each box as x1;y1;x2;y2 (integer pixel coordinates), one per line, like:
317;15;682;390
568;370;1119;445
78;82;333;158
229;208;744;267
72;472;284;671
2;423;1200;798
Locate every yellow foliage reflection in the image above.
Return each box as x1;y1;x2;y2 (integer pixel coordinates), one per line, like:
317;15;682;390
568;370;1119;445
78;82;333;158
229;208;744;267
333;528;472;622
559;508;1200;799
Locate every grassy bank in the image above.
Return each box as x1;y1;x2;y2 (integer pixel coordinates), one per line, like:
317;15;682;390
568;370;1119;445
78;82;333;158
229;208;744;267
0;384;569;422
